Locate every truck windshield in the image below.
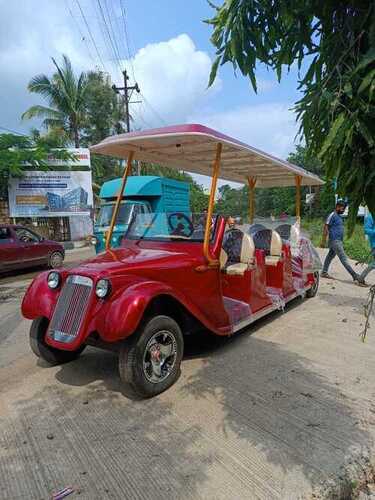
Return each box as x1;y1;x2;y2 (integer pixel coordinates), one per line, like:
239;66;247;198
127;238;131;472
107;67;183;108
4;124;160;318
126;212;217;242
97;202;133;227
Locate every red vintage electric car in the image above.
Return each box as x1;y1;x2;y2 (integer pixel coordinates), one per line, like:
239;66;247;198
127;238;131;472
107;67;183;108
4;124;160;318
22;125;323;397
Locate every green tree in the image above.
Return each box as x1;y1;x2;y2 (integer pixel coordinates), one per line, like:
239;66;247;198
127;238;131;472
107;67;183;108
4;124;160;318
81;71;125;145
207;1;375;232
22;55;88;147
0;133;73;199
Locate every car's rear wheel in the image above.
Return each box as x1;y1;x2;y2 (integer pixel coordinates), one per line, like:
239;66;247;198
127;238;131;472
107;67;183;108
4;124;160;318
30;317;85;365
119;315;184;398
306;271;319;298
49;251;64;269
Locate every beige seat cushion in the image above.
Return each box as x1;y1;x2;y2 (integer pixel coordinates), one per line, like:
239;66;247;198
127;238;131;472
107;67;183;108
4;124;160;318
221;232;255;276
265;255;281;266
226;262;249;275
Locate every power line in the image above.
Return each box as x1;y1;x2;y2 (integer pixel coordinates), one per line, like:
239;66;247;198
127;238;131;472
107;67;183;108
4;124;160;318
0;125;26;136
119;0;136;80
65;0;96;67
140;92;167;126
96;0;123;75
74;0;108;73
103;0;123;65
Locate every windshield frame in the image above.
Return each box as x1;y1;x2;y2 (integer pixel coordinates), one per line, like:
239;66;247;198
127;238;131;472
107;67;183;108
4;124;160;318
124;212;219;244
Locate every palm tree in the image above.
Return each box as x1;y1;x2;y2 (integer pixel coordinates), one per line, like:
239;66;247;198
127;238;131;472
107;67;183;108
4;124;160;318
22;55;88;147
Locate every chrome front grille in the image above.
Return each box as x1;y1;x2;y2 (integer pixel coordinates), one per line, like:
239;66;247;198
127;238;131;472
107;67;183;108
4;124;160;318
48;275;93;343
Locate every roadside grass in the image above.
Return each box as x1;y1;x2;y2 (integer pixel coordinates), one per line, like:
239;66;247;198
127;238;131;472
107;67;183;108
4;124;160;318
302;218;370;263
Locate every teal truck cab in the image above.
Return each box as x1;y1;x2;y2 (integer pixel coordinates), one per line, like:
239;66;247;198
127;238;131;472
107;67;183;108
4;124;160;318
93;176;190;253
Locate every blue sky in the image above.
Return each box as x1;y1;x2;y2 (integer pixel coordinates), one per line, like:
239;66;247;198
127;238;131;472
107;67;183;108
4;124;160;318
0;0;304;186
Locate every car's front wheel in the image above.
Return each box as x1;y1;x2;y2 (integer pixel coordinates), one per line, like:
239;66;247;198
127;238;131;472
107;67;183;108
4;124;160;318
30;317;85;365
119;315;184;398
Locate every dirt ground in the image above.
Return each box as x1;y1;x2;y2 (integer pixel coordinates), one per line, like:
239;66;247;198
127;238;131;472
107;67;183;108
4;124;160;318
1;249;375;499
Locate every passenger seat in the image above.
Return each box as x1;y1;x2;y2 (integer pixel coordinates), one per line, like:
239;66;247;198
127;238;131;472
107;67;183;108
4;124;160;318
221;229;255;276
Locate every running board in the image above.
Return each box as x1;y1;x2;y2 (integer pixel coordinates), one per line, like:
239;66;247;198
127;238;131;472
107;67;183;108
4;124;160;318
231;288;306;333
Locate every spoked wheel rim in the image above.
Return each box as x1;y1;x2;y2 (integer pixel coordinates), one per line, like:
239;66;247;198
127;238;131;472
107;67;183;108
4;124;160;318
311;271;319;294
143;330;178;384
50;252;63;268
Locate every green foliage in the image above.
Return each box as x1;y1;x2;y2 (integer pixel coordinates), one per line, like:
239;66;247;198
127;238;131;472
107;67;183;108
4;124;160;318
303;218;369;262
81;72;125;145
207;1;375;234
214;145;337;220
0;133;73;199
22;55;89;147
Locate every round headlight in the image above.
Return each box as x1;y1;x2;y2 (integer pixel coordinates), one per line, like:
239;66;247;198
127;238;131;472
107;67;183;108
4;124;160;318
47;271;61;289
90;236;98;246
96;279;111;298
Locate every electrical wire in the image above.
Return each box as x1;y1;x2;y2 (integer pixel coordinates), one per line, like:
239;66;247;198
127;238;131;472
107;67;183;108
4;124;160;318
140;92;167;126
0;125;26;136
65;0;96;67
74;0;108;73
96;0;123;75
119;0;136;80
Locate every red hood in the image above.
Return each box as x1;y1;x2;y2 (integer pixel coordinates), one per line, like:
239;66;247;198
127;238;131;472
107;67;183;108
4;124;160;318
68;245;191;279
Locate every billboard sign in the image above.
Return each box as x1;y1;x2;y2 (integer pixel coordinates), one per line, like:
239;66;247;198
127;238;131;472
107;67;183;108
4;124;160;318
8;149;93;217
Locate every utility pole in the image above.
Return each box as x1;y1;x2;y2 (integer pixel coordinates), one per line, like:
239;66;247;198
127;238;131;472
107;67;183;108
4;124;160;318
112;70;141;173
112;70;141;133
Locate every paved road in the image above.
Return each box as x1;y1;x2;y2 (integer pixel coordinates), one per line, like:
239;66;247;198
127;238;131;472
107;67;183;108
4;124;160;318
1;250;375;499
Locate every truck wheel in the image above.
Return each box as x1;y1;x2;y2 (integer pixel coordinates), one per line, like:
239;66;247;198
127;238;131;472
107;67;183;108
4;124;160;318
119;315;184;398
306;271;319;298
30;317;85;365
49;251;64;269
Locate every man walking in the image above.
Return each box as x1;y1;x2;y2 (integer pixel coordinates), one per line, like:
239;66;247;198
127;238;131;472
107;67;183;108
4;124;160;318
358;212;375;285
321;199;365;285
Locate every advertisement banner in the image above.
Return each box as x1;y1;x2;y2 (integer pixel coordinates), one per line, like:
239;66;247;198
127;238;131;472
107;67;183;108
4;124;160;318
8;169;93;217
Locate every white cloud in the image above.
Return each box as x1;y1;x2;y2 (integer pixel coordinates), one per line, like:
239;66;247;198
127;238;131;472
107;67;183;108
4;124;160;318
190;102;297;159
123;34;221;128
257;78;276;92
187;102;298;190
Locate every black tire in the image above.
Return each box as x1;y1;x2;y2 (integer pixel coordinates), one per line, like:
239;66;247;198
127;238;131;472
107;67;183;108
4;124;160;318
306;271;319;298
119;315;184;398
30;317;85;365
48;251;64;269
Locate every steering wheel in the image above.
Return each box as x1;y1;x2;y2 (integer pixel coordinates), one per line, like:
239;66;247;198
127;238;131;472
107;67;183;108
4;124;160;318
167;213;194;237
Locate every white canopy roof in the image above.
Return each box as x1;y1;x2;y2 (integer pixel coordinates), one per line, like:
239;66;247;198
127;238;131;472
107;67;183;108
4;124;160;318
90;124;324;188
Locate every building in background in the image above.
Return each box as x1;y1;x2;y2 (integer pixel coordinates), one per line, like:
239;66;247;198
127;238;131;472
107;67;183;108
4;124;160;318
8;148;93;242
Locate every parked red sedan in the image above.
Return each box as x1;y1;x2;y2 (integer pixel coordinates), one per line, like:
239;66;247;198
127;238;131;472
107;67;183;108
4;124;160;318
0;225;65;273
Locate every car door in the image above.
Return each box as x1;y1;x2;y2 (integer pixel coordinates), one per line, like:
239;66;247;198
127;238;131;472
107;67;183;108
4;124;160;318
0;227;21;271
14;227;47;267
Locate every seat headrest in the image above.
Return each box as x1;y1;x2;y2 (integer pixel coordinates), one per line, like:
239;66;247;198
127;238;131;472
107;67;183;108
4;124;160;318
270;230;283;256
240;233;255;263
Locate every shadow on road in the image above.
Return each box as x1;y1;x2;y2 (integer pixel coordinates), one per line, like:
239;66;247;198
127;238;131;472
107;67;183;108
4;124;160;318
45;299;371;496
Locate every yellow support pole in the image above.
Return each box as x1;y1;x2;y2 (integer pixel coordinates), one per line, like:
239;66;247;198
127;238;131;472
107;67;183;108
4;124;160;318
295;175;302;222
203;142;222;266
247;176;257;224
105;151;134;250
